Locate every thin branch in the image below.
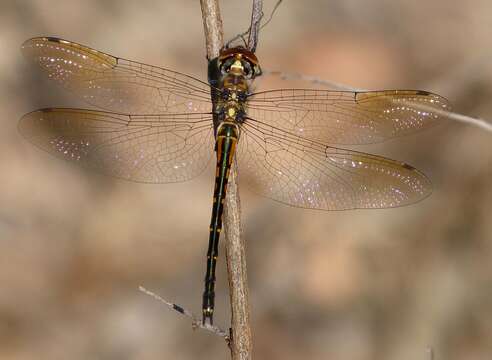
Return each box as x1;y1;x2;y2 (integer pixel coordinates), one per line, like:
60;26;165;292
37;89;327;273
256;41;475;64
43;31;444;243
225;0;281;50
430;108;492;132
200;1;253;360
224;163;252;360
259;0;283;32
260;69;492;132
260;69;356;91
247;0;263;52
139;286;229;340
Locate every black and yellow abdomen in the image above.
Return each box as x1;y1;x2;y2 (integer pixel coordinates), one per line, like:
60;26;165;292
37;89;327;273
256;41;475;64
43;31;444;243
202;122;239;324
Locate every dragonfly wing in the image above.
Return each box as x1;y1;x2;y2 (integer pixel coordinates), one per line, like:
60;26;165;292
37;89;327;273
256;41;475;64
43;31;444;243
247;89;450;145
22;37;212;115
19;108;214;183
237;118;431;210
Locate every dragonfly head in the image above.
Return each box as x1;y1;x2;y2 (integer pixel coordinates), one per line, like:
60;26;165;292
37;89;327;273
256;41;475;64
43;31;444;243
218;46;262;79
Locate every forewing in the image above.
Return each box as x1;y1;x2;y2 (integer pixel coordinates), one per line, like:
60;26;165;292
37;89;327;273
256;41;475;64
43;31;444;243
19;108;214;183
247;89;449;145
237;118;431;210
21;37;212;114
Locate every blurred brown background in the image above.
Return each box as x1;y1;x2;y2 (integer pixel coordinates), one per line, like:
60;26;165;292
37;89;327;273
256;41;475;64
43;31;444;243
1;0;492;359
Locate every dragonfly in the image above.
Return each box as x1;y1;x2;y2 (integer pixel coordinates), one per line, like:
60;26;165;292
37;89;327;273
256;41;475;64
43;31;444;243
20;37;449;325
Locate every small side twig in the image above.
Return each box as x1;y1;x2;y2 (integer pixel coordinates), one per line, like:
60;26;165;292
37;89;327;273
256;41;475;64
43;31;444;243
431;108;492;132
225;0;282;49
260;69;356;91
139;286;229;340
261;69;492;132
247;0;263;52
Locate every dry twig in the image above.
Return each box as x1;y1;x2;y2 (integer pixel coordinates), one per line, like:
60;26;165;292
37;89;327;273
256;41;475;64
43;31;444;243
200;1;258;359
261;70;492;132
247;0;263;52
139;286;229;340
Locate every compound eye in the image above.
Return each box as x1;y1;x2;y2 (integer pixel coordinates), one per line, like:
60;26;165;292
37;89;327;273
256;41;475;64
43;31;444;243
242;61;253;78
220;58;234;75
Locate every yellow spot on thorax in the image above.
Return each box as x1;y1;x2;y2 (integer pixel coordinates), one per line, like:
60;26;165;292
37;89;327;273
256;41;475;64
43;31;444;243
230;59;243;72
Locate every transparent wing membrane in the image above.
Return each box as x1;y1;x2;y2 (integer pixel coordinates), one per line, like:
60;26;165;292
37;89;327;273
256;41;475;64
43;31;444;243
247;89;450;145
19;108;214;183
21;37;213;115
237;118;431;210
21;37;441;209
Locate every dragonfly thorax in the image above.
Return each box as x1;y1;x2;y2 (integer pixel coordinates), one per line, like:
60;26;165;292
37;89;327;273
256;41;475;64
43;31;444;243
215;94;246;126
209;47;260;132
215;54;251;127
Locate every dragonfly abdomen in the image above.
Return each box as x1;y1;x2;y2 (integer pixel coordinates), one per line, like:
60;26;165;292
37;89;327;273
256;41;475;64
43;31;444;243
202;122;239;324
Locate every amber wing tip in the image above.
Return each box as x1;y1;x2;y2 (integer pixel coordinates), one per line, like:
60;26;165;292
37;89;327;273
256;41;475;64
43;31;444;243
21;36;69;51
414;90;431;96
43;36;63;43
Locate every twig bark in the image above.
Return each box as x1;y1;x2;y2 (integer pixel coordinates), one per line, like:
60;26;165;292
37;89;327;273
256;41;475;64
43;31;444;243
200;1;256;359
247;0;263;52
139;286;229;340
223;164;252;360
200;0;223;60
